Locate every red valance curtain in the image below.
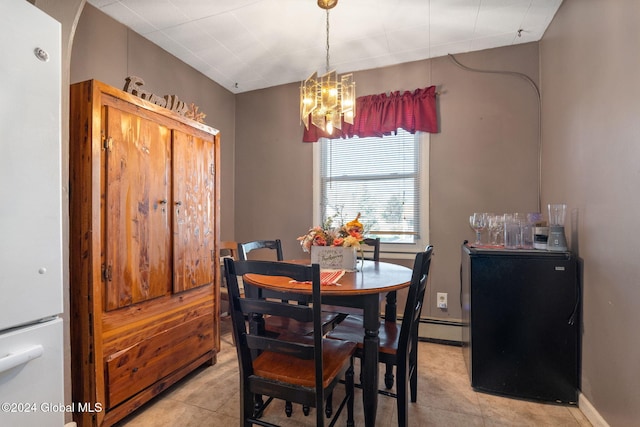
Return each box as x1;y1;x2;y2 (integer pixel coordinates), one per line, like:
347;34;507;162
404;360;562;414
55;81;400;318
303;85;438;142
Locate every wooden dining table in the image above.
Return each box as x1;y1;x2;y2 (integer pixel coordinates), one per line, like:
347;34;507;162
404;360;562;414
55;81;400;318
243;259;413;427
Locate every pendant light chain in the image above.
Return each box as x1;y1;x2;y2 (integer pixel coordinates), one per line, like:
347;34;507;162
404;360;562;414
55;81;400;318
325;9;330;73
300;1;355;133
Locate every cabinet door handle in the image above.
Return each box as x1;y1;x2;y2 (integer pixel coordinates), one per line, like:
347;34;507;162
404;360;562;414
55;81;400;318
175;201;182;206
159;199;167;205
102;264;113;281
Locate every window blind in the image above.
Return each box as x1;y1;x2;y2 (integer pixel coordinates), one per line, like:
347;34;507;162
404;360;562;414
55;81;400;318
320;129;421;244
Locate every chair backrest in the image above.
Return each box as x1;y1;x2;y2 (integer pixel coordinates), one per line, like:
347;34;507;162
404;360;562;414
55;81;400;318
398;246;434;357
224;258;326;414
220;240;238;260
362;237;381;261
237;239;284;261
220;241;239;295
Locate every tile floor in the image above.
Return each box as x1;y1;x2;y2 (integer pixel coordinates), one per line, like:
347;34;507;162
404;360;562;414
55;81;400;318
115;318;592;426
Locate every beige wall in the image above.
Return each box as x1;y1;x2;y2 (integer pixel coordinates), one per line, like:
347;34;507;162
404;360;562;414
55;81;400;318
236;43;541;321
540;0;640;425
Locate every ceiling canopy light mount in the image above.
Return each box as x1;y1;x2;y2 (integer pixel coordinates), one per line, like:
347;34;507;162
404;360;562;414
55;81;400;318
317;0;338;9
300;0;355;134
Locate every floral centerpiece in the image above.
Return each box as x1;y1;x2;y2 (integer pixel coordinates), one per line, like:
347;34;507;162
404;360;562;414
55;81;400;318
298;213;365;271
298;213;365;252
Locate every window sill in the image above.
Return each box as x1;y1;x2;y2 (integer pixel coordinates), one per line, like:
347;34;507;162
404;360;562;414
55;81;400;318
378;251;418;261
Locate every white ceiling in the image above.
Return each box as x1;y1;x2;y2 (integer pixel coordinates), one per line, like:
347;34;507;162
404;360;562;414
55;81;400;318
87;0;562;94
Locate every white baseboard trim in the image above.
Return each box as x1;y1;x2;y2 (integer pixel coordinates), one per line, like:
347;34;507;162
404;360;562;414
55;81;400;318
579;393;609;427
417;317;462;344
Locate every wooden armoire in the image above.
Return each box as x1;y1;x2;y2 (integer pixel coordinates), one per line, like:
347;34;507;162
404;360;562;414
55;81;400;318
69;80;220;426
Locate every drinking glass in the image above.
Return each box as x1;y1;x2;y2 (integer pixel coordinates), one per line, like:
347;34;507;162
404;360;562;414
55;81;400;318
520;212;539;249
503;213;519;249
469;212;487;245
486;213;496;244
488;214;504;245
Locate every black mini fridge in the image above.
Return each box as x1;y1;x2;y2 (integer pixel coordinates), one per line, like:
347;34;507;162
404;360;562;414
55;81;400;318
461;243;580;404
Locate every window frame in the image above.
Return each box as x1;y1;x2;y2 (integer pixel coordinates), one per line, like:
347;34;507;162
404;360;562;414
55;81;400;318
313;131;430;259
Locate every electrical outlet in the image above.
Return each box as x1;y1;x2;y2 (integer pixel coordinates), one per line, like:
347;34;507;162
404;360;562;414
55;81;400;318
437;292;448;309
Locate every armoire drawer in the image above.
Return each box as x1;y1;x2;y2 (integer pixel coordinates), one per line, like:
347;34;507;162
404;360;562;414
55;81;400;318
105;313;214;408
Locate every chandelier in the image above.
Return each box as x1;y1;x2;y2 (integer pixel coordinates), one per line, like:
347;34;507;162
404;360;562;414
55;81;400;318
300;0;356;134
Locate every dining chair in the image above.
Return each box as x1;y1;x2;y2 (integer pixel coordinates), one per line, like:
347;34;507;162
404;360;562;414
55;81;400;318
327;245;434;427
221;240;239;260
236;239;345;417
361;237;381;261
237;239;284;261
224;258;356;427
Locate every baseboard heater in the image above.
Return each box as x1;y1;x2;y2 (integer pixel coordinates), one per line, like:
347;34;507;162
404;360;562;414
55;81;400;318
392;316;463;346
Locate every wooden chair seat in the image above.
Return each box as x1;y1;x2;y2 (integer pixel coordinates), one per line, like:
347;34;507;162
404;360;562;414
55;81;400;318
324;314;400;356
254;337;356;388
265;312;346;337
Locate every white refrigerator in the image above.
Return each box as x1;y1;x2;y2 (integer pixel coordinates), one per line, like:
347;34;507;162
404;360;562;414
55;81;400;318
0;1;64;426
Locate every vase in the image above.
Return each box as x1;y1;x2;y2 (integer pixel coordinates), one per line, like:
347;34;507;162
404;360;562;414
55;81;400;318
310;246;358;271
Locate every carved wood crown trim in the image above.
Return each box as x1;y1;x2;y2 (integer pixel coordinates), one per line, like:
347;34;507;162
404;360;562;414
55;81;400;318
123;76;206;123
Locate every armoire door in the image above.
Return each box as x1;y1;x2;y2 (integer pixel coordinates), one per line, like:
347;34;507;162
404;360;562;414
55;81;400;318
172;129;216;293
103;105;172;311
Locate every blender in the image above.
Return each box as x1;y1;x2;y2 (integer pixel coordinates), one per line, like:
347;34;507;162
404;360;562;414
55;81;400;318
547;203;568;251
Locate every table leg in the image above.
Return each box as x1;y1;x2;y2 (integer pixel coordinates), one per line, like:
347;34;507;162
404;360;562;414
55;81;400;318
384;290;397;389
362;298;380;427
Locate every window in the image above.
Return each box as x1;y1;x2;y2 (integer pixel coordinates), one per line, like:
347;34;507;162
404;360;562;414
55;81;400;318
313;129;429;256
